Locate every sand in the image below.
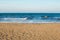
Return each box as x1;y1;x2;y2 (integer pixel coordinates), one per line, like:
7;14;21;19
0;23;60;40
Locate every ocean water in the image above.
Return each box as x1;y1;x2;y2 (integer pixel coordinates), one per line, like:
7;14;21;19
0;13;60;23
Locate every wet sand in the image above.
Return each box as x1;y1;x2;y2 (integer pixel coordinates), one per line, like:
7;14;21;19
0;23;60;40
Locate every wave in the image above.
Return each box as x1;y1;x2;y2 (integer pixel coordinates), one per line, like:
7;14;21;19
0;18;60;23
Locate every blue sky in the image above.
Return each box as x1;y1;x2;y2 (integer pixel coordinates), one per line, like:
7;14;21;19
0;0;60;13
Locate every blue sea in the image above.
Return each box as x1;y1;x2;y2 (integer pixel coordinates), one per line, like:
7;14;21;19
0;13;60;23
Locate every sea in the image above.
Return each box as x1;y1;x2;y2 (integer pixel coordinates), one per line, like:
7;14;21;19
0;13;60;23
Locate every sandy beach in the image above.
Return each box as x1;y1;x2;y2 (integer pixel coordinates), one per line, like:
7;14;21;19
0;23;60;40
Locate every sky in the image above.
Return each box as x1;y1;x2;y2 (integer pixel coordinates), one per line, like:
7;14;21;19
0;0;60;13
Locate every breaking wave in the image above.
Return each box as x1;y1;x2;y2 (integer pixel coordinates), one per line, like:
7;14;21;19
0;13;60;23
0;17;60;23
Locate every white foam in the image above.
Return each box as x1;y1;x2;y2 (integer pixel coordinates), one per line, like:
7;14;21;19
0;18;27;21
0;18;60;23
